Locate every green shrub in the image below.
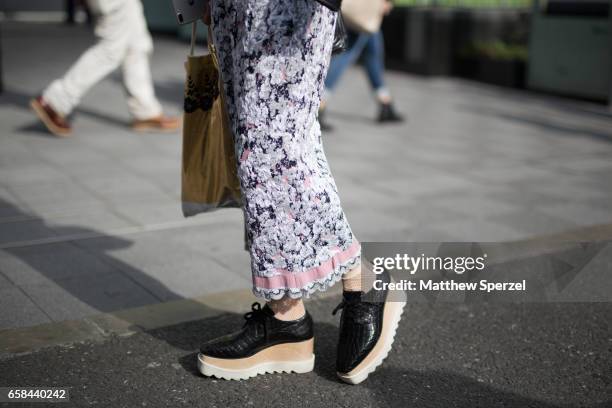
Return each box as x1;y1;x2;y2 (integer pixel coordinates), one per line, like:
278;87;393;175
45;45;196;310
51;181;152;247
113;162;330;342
460;40;529;61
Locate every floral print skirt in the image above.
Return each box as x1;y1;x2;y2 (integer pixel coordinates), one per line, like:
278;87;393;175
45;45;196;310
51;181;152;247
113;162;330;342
211;0;360;300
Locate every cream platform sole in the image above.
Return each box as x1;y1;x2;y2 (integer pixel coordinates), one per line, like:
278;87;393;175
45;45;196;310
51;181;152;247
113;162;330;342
337;291;407;385
198;338;315;380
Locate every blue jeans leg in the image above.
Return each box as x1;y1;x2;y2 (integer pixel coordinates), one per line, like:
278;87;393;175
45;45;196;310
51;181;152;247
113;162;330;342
362;30;386;92
324;31;369;92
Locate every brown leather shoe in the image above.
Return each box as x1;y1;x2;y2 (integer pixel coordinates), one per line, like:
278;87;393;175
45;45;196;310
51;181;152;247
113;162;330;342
30;96;72;137
132;114;181;133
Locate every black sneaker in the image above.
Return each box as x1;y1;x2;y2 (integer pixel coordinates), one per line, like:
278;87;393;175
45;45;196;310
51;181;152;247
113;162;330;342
377;102;404;123
333;270;406;384
198;303;315;380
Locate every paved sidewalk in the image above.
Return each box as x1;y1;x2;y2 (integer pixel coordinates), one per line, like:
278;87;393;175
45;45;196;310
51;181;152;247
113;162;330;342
1;21;612;331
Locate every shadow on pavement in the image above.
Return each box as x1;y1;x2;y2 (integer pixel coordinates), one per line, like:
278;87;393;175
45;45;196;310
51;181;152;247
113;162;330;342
325;109;377;126
365;367;564;408
315;319;566;407
458;80;612;119
458;103;612;146
0;198;229;352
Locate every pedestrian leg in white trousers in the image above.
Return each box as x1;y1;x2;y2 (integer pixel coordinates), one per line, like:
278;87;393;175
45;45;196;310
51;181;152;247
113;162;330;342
42;0;162;120
42;37;126;117
122;43;162;120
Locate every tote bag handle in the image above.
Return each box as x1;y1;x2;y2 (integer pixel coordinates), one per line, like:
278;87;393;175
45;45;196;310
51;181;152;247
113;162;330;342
189;20;217;64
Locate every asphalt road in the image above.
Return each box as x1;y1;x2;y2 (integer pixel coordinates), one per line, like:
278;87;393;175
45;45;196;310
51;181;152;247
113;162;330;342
1;296;611;407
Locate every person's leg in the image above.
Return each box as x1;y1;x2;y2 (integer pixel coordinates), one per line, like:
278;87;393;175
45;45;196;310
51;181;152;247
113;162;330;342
120;0;162;120
323;31;368;93
268;297;306;321
32;8;129;136
121;0;179;131
342;264;362;292
361;29;403;123
213;1;360;302
41;37;127;118
65;0;76;25
41;3;130;118
362;30;390;103
320;31;368;130
197;0;358;380
199;0;405;385
121;49;163;119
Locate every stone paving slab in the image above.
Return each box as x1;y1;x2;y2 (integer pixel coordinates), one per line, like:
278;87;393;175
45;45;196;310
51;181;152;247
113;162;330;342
19;271;160;321
0;287;51;328
73;225;250;301
0;242;121;284
0;219;58;246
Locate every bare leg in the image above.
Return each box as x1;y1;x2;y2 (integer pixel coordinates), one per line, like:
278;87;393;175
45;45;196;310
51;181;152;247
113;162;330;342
268;297;306;321
342;263;362;292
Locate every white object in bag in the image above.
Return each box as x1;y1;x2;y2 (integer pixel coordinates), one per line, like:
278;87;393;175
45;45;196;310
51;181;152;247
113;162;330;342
341;0;386;34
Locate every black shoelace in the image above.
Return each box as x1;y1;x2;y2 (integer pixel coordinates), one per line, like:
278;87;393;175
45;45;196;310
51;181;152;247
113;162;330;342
332;300;346;316
243;302;268;338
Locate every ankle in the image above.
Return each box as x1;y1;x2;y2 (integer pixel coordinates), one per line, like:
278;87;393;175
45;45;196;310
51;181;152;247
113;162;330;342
268;298;306;321
342;264;362;292
376;89;392;105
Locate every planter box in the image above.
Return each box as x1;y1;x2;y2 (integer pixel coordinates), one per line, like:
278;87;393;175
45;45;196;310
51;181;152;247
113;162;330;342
383;7;455;75
455;57;526;88
382;7;529;79
527;15;610;101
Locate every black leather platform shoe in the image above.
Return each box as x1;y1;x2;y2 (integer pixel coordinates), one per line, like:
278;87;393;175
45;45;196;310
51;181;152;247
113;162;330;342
333;270;406;384
198;302;315;380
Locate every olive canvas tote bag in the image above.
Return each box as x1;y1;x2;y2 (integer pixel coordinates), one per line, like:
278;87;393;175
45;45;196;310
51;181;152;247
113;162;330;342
181;22;242;217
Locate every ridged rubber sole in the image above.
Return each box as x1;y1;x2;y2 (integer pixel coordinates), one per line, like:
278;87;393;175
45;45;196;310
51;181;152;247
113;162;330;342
337;292;407;385
198;338;315;380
